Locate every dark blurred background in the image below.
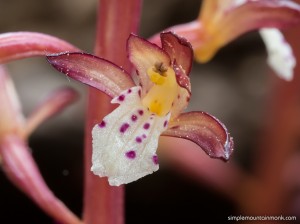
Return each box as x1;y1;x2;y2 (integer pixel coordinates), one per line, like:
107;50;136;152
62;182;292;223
0;0;271;223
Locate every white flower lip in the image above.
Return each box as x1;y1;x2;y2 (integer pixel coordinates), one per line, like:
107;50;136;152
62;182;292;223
91;86;170;186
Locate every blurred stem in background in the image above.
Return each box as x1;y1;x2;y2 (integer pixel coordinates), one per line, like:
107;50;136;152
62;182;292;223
82;0;142;223
242;2;300;218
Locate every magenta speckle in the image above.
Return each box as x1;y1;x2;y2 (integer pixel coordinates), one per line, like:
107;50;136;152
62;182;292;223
136;137;142;143
152;155;158;165
142;134;147;138
120;123;130;133
131;114;137;122
143;123;150;130
138;110;144;116
127;89;132;94
126;150;136;159
164;120;168;127
98;120;106;128
118;95;125;101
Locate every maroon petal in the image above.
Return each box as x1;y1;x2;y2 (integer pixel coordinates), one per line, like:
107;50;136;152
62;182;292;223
47;52;135;98
0;135;82;224
127;34;170;95
0;32;78;63
160;32;192;118
160;32;193;77
23;87;79;138
162;111;234;161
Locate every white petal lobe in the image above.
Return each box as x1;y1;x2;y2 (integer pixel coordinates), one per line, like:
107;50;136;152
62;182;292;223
91;86;170;186
259;28;296;81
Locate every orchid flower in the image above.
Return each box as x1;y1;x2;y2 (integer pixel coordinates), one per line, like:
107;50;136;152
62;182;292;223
0;66;82;224
151;0;300;81
47;32;234;186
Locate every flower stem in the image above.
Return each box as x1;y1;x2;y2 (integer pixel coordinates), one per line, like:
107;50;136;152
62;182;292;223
83;1;142;224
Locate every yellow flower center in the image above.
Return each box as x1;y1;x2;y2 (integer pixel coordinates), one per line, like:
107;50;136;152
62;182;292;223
142;62;178;116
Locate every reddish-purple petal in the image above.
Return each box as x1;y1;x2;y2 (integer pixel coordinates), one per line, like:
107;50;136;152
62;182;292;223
127;34;170;95
0;135;82;224
23;87;79;138
47;52;135;98
0;32;78;63
160;32;192;117
0;66;25;137
160;32;193;76
162;111;234;161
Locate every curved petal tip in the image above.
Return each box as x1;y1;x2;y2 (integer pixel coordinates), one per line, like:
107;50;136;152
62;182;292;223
163;111;234;161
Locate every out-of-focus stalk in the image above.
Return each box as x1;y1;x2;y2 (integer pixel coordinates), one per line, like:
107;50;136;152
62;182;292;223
82;1;142;224
239;2;300;220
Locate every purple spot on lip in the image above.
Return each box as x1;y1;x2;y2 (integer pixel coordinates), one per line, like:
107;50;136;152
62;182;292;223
136;137;142;143
142;134;147;138
118;95;125;101
138;110;144;116
131;114;137;122
143;123;150;130
164;120;168;127
127;89;132;94
126;150;136;159
98;120;106;128
152;155;158;165
120;123;130;133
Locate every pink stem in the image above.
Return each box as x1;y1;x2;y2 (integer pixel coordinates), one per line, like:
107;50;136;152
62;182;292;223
82;1;142;224
0;135;82;224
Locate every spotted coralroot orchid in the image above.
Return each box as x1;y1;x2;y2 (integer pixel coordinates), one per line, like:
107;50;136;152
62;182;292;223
151;0;300;81
0;66;82;224
47;32;233;186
